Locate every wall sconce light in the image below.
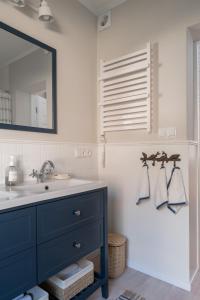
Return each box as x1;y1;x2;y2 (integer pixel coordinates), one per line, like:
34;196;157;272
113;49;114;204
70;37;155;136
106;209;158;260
7;0;54;23
8;0;26;7
38;0;54;23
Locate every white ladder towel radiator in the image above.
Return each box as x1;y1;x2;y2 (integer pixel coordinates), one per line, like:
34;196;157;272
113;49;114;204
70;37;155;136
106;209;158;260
99;43;152;136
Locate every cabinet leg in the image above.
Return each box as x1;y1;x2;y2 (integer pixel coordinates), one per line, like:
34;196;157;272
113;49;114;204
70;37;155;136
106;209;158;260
101;280;109;299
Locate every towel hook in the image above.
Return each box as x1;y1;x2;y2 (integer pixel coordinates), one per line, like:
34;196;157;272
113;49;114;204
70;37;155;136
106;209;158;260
147;152;160;166
157;151;168;168
168;154;181;168
161;160;165;168
140;152;148;166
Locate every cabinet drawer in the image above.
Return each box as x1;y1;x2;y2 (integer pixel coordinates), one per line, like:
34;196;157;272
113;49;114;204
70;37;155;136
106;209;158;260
37;221;102;282
0;207;36;260
0;248;37;300
37;191;103;243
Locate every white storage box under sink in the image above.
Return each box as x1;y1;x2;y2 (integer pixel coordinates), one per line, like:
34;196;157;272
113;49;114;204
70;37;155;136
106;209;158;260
28;286;49;300
13;286;49;300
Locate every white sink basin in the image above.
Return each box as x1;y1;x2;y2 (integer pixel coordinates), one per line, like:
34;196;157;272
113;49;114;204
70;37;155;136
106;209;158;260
0;191;19;201
0;179;105;211
13;178;93;195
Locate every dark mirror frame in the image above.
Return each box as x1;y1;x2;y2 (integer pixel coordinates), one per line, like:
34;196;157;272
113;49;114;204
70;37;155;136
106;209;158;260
0;21;57;134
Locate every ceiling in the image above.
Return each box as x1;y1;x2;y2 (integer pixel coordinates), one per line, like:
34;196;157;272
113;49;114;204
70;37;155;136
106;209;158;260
78;0;128;16
5;0;128;16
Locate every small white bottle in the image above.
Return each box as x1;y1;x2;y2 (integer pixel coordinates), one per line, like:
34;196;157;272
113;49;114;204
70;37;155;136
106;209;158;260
5;155;18;187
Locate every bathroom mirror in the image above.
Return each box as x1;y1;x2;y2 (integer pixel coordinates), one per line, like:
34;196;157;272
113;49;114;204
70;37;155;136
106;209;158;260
0;21;57;133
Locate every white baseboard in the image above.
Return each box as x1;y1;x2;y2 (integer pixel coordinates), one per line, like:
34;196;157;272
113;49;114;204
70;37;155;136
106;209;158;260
128;261;191;291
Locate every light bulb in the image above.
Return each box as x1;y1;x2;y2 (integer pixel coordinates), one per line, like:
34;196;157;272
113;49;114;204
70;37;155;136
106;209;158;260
38;0;54;23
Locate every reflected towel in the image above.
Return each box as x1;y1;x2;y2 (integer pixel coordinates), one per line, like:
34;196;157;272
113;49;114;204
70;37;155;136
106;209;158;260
136;164;150;205
154;166;168;209
167;167;187;214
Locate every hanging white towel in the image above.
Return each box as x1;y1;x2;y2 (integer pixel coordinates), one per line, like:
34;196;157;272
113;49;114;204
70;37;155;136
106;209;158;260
154;166;168;209
136;164;150;205
167;167;187;214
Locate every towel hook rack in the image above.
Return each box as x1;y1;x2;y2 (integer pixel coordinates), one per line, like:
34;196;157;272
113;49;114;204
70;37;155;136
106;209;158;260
168;154;181;168
140;152;181;167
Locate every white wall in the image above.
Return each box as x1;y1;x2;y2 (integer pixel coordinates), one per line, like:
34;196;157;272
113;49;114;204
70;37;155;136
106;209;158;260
98;141;197;290
189;144;198;281
0;139;98;184
97;0;200;142
96;0;200;290
0;0;97;142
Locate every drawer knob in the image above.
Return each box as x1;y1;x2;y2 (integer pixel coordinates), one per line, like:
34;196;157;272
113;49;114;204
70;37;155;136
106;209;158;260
73;242;81;249
73;210;81;217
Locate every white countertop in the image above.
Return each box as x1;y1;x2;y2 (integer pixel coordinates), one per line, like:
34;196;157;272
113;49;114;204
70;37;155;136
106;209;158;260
0;179;107;211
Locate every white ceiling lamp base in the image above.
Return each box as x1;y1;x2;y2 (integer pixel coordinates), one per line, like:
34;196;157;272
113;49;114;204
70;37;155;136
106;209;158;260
38;0;54;23
78;0;127;16
98;11;111;31
8;0;26;7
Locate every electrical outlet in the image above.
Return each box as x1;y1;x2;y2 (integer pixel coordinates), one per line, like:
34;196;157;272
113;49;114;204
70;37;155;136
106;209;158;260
74;147;92;158
167;127;176;137
158;128;167;137
88;150;92;157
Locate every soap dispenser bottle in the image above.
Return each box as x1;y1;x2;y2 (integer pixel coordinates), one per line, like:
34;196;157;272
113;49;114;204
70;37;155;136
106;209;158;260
5;155;18;187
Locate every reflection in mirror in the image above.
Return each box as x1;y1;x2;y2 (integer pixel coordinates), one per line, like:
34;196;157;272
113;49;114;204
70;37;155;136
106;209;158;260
0;22;56;133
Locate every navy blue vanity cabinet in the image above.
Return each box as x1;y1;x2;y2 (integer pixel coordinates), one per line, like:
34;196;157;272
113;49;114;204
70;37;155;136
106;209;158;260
0;207;37;300
37;220;102;282
37;190;104;282
0;248;37;300
37;191;103;244
0;188;108;300
0;207;36;260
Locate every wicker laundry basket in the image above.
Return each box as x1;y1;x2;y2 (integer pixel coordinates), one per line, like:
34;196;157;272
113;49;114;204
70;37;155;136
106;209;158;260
108;233;126;279
86;249;100;273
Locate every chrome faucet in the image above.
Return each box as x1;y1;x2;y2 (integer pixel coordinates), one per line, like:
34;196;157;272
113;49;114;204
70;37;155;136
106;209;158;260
29;160;55;183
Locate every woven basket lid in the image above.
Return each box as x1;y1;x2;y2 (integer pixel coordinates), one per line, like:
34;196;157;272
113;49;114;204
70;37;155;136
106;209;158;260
108;233;126;246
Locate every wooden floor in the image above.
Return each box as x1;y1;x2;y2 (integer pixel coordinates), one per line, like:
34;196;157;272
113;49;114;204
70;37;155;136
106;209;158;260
89;268;200;300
